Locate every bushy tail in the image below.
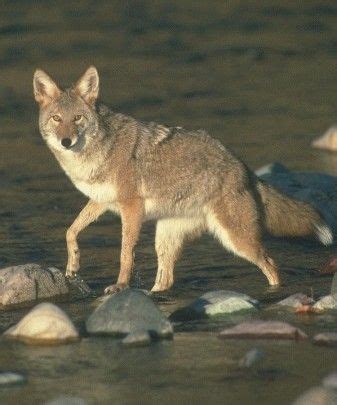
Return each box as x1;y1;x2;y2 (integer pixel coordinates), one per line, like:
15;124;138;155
257;180;333;245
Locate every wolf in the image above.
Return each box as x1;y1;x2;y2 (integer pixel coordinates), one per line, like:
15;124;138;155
33;66;333;293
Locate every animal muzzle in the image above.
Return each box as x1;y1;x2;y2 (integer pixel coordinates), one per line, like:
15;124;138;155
60;136;77;149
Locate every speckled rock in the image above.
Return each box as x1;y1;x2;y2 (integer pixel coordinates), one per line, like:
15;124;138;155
170;290;258;321
86;289;173;339
313;332;337;347
312;126;337;152
0;264;68;306
277;293;314;309
4;303;79;344
313;295;337;311
219;320;307;340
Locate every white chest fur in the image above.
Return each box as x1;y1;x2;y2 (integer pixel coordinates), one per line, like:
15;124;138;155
73;180;118;203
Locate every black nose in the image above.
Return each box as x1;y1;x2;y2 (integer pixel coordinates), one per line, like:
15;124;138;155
61;138;72;148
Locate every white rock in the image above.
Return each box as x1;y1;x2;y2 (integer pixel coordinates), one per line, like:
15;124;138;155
4;303;79;344
322;373;337;390
313;295;337;311
277;293;314;308
312;126;337;152
0;372;26;385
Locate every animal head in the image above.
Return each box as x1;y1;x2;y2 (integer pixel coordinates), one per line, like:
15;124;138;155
33;66;100;152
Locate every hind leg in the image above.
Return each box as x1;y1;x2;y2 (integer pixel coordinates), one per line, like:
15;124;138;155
207;193;280;286
152;217;205;292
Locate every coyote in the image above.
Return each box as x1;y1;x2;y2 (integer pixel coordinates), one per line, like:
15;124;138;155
33;66;333;293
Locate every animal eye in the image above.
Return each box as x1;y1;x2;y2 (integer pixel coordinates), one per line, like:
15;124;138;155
74;114;82;122
52;115;61;122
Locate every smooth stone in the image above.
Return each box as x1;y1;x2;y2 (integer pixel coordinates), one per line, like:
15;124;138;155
219;320;308;340
313;295;337;311
239;348;265;368
313;332;337;346
86;289;173;339
277;293;314;308
4;303;79;344
0;372;26;385
312;126;337;152
0;264;68;306
45;396;87;405
122;330;152;347
256;164;337;231
322;373;337;390
171;290;258;321
293;387;337;405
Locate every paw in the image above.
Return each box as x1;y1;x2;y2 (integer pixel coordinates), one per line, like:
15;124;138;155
151;283;170;293
65;267;79;279
104;283;128;295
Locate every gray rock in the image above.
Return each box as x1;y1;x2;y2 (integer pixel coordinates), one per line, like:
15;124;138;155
86;289;173;339
313;332;337;347
312;126;337;152
0;372;26;386
4;303;79;344
122;330;152;347
45;396;87;405
313;296;337;311
256;164;337;231
0;264;68;306
277;293;314;309
171;290;258;321
293;387;337;405
239;348;265;368
219;320;308;340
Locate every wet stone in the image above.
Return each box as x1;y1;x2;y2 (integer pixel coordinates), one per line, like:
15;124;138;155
0;264;68;306
122;330;152;347
170;290;258;321
313;295;337;311
86;289;173;339
4;303;79;344
313;332;337;346
0;372;26;386
219;321;308;340
277;293;314;309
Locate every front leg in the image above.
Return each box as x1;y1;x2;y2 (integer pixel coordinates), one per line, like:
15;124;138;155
104;198;143;294
66;200;107;277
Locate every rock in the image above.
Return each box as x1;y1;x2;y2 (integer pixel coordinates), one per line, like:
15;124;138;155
170;290;258;320
219;320;307;340
312;126;337;152
4;303;79;344
0;264;93;307
0;264;68;306
254;162;289;177
322;373;337;390
293;387;337;405
313;332;337;347
256;164;337;232
122;330;152;347
45;396;87;405
239;348;265;368
86;289;173;339
0;372;26;386
277;293;314;309
313;296;337;311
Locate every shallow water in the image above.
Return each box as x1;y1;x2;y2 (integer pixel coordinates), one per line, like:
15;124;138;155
1;1;337;404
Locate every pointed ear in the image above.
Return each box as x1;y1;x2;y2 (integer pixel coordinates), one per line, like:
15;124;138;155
75;66;99;105
33;69;61;106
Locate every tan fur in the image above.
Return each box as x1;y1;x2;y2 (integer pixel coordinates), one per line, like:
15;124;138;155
33;66;333;293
